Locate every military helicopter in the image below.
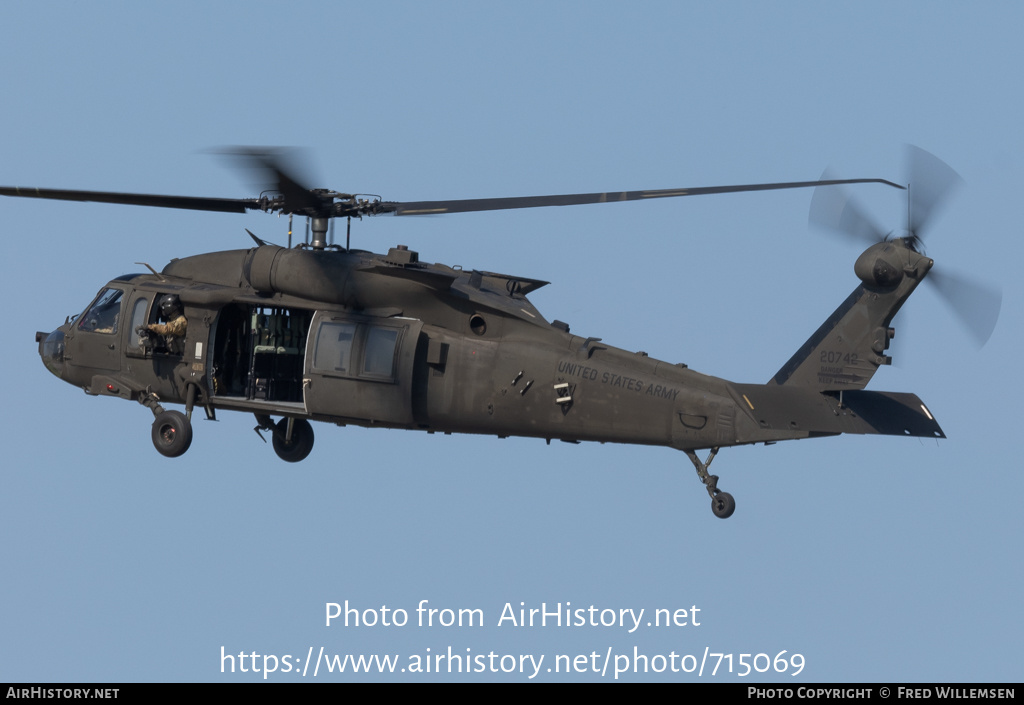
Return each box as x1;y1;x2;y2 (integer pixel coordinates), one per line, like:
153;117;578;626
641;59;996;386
5;147;999;518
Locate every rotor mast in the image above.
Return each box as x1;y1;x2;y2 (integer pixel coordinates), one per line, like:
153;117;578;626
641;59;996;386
310;216;330;250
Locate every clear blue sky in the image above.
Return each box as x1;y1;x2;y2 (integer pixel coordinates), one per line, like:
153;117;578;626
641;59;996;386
2;1;1020;682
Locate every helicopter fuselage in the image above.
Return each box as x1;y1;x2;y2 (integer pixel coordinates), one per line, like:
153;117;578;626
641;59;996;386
38;241;944;467
13;146;990;518
38;246;742;450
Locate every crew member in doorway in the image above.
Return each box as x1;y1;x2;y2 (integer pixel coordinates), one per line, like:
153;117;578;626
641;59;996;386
137;295;188;352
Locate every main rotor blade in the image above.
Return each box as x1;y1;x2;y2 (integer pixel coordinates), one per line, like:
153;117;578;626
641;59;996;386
2;172;904;222
906;144;962;240
807;170;888;244
385;178;904;216
928;268;1002;347
217;147;330;214
0;186;256;213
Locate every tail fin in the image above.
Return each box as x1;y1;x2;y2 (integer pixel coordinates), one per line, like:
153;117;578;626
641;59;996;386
770;241;932;391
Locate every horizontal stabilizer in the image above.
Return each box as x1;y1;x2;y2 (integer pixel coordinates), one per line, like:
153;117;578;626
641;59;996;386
839;390;945;438
732;384;944;441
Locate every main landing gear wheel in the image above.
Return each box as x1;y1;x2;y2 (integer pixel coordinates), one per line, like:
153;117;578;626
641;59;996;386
151;410;193;458
272;417;314;463
711;492;736;519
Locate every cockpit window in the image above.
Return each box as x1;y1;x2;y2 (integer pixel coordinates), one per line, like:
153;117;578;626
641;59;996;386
78;288;124;334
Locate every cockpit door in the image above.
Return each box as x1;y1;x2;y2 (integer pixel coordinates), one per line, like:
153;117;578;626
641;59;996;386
303;312;422;425
66;287;124;371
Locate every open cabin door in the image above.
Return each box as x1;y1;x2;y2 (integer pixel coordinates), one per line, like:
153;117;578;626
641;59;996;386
304;312;422;426
209;304;312;407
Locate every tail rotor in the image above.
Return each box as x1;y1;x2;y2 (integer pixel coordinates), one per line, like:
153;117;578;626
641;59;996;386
809;146;1001;347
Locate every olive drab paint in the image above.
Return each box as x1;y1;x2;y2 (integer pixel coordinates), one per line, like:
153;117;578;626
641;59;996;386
12;147;988;519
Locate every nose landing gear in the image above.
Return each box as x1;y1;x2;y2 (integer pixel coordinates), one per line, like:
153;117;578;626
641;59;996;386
138;388;194;458
685;447;736;519
151;409;193;458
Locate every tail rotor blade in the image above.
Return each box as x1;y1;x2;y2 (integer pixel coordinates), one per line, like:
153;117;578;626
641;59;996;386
808;170;887;244
905;145;963;240
927;268;1002;347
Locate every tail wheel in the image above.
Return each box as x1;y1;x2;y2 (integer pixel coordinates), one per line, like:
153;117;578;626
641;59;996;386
151;410;193;458
272;418;314;462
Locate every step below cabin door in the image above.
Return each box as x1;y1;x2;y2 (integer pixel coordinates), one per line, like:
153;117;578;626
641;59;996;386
303;312;422;426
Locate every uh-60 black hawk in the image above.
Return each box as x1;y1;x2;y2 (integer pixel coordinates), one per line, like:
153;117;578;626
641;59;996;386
7;147;1000;518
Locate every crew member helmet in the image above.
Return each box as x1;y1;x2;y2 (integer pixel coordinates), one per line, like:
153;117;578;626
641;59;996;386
158;295;182;319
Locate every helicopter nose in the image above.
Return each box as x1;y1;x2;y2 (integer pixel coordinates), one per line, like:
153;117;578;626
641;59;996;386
36;329;65;379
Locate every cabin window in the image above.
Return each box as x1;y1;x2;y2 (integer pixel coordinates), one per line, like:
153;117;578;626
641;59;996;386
313;322;357;373
124;296;152;357
311;320;402;381
129;298;149;335
363;327;399;377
